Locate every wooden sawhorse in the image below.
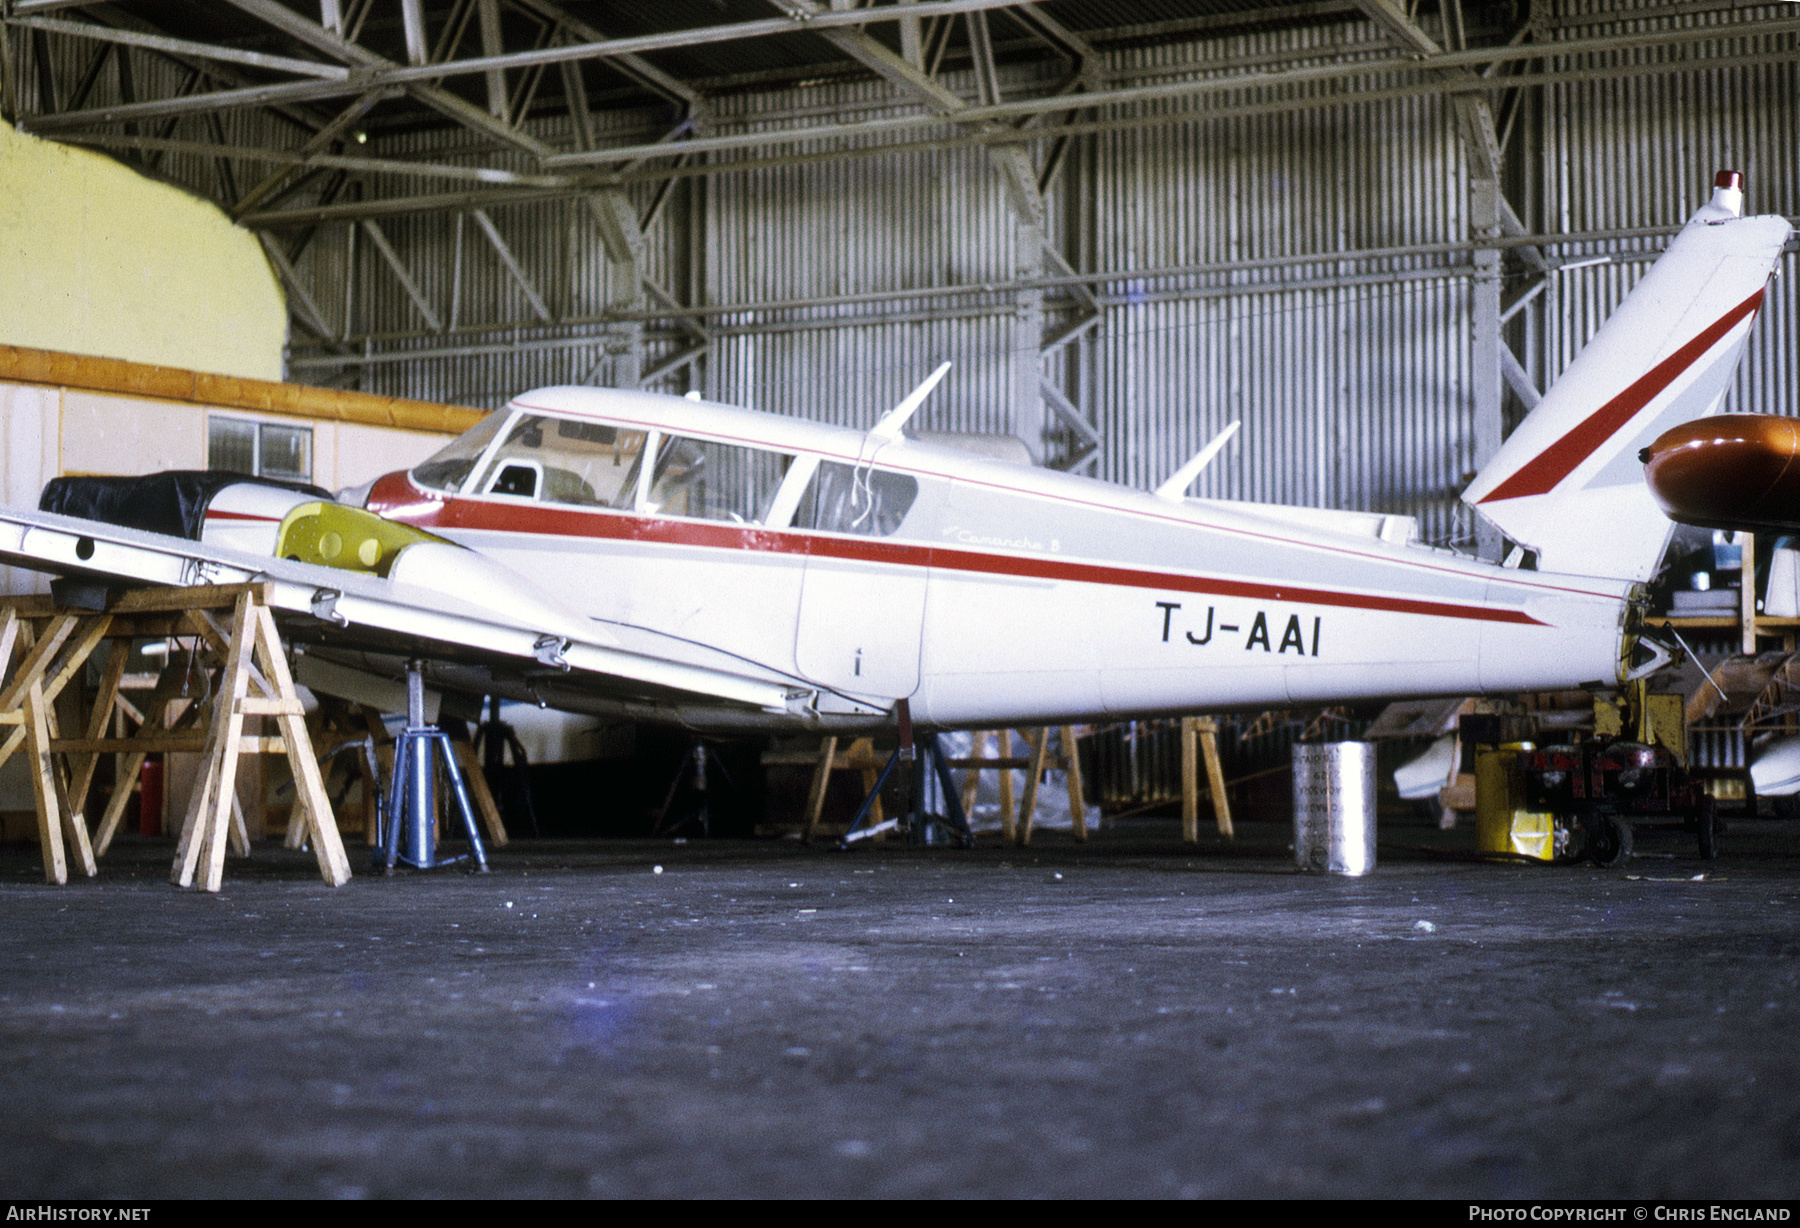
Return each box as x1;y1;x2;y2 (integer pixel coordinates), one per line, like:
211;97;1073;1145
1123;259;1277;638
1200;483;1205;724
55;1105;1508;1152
796;736;888;843
0;584;350;891
951;727;1089;846
1180;716;1235;841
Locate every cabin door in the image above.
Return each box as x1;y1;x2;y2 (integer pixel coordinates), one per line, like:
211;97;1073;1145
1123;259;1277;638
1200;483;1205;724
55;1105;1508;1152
794;544;928;699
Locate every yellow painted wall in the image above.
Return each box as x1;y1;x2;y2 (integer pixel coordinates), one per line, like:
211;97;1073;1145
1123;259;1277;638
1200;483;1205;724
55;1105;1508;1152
0;123;285;380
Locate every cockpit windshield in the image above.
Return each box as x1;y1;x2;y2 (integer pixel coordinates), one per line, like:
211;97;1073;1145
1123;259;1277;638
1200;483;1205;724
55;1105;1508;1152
412;409;895;534
410;410;509;493
475;415;650;507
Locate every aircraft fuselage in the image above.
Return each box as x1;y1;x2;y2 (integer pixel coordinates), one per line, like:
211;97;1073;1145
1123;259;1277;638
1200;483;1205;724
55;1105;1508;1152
353;385;1635;732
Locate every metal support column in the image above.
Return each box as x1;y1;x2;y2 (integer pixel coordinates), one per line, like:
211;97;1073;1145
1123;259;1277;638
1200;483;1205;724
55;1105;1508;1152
989;148;1052;460
1471;178;1505;562
592;190;645;389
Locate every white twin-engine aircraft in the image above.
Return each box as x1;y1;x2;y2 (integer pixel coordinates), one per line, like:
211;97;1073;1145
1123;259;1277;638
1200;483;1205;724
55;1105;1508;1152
0;173;1790;734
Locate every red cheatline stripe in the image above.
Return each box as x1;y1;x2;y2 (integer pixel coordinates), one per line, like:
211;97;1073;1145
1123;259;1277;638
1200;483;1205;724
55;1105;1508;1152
388;495;1546;627
203;510;279;522
1479;288;1765;503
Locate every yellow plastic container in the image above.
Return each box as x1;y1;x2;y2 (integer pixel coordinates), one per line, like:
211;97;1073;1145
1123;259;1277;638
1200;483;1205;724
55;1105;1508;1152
1475;746;1558;863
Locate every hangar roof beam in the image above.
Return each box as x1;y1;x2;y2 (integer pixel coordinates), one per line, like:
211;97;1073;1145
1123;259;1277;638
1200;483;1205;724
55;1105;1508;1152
216;0;555;159
507;0;702;112
10;14;350;80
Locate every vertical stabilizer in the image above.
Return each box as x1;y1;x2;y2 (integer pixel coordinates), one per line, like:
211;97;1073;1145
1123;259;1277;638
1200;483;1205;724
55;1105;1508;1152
1462;173;1792;581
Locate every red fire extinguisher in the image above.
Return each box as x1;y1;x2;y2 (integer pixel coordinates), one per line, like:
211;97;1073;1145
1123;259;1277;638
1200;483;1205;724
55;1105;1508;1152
139;757;163;837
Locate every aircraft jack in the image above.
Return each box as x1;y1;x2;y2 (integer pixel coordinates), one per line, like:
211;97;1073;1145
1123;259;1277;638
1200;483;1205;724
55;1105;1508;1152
843;701;974;848
652;738;740;838
377;661;490;874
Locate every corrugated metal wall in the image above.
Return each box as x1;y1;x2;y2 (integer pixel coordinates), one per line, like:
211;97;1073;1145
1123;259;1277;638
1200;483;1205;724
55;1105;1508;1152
1538;0;1800;424
1090;22;1471;540
704;72;1037;427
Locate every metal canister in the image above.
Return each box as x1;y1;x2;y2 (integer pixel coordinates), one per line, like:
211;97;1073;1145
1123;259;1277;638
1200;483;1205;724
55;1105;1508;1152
1292;741;1377;875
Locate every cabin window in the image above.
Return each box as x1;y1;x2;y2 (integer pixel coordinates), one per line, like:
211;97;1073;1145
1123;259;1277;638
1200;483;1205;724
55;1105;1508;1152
209;416;313;482
793;462;918;537
411;410;508;493
644;436;794;524
473;414;649;507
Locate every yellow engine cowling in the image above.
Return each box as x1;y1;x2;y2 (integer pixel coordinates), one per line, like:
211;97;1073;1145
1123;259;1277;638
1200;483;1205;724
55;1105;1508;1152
274;501;451;578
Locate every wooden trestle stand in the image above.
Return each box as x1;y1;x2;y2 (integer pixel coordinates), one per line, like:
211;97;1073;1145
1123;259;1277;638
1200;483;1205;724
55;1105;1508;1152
794;726;1091;846
954;728;1089;845
0;583;350;891
1181;716;1235;841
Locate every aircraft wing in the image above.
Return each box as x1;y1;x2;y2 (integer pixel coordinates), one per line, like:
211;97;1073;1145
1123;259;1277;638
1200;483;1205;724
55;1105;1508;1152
0;505;803;717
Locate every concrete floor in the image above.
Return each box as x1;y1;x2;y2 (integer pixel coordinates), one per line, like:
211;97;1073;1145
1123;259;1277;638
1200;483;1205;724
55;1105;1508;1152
2;814;1798;1199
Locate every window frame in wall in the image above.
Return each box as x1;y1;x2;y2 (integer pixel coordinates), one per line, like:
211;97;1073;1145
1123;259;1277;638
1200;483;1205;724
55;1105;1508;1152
207;414;313;483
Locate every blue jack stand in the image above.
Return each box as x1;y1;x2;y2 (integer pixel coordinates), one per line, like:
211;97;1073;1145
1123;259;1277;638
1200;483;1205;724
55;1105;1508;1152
377;661;490;874
842;699;974;848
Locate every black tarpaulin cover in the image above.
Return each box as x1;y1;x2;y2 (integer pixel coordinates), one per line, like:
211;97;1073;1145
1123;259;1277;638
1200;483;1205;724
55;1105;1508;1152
39;470;331;541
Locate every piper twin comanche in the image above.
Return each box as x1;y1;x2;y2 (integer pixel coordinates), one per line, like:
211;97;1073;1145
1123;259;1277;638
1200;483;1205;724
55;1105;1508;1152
0;172;1790;736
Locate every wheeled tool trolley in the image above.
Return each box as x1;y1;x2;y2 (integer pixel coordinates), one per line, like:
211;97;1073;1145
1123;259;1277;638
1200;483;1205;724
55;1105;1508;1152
1512;738;1718;867
1476;684;1720;867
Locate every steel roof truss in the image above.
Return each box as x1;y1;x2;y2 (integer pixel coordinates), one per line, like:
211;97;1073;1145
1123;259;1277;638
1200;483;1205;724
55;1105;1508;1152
508;0;702;111
966;10;1000;108
216;0;553;159
12;14;349;80
230;87;396;218
1000;4;1097;75
65;35;115;113
477;0;507;121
